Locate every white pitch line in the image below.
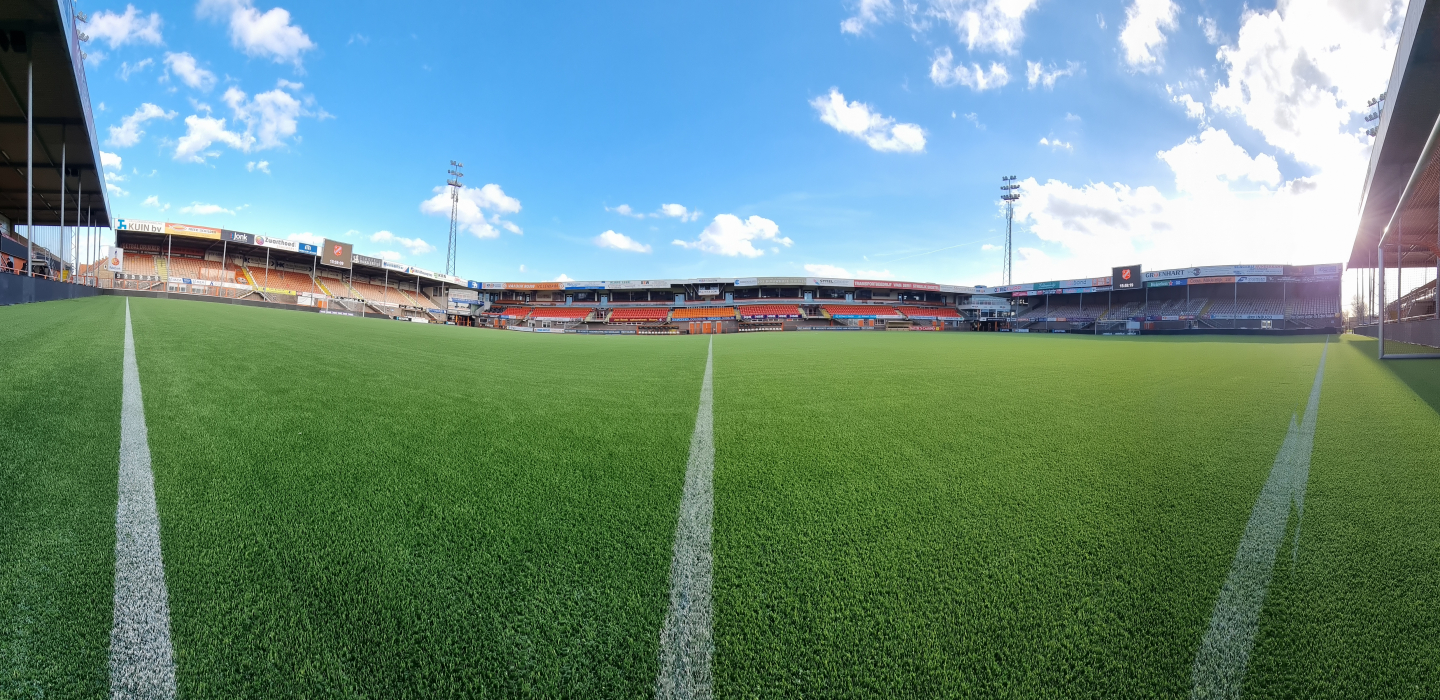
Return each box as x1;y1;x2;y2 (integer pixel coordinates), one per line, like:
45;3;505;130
1190;338;1328;700
110;299;177;700
656;337;715;700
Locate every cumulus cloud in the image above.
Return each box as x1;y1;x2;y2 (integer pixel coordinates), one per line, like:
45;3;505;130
419;183;522;238
930;49;1009;90
198;0;316;67
377;251;402;261
180;202;235;215
552;274;575;282
658;203;702;222
928;0;1040;54
1158;128;1281;194
88;5;164;48
841;0;894;34
1171;92;1206;122
1120;0;1180;69
108;103;177;147
371;230;435;256
1026;61;1080;89
285;232;324;245
1038;137;1073;151
118;58;154;81
595;230;652;253
810;88;926;152
141;195;169;212
173;81;316;162
672;214;791;257
607;204;641;217
101;151;123;170
164;52;216;91
804;263;853;277
247;160;271;173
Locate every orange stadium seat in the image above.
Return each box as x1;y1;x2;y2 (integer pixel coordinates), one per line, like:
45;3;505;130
738;304;800;317
672;307;735;319
822;305;903;318
607;307;670;323
529;307;592;320
897;306;961;318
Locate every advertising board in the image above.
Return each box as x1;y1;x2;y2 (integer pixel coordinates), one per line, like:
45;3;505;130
352;253;383;268
321;239;354;269
117;219;165;234
1112;264;1142;290
504;281;564;290
221;229;253;245
698;285;721;296
252;235;300;253
381;260;407;272
106;247;124;272
163;222;222;240
854;279;942;291
607;280;674;289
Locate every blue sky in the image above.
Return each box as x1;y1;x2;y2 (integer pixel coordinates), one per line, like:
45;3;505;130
82;0;1403;286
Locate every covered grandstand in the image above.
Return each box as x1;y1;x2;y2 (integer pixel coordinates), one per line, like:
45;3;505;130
1350;0;1440;355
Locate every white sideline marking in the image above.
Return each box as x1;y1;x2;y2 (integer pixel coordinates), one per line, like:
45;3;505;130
656;337;715;700
110;299;177;699
1190;339;1328;700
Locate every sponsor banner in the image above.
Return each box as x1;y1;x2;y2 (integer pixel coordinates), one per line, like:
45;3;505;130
1236;276;1268;283
1011;286;1109;297
381;260;407;272
252;235;300;252
106;247;125;272
407;266;436;278
756;276;806;286
1034;281;1061;290
1189;276;1235;285
352;253;383;268
698;285;721;296
164;222;222;240
481;282;505;289
806;277;854;287
321;239;353;268
467;280;482;289
298;243;318;255
607;279;674;289
938;284;981;293
854;279;942;291
1113;264;1142;290
504;281;565;290
563;283;606;290
1210;313;1285;320
796;326;863;331
319;309;356;317
117;219;165;234
449;288;479;300
1144;267;1198;280
1147;279;1187;287
221;229;253;244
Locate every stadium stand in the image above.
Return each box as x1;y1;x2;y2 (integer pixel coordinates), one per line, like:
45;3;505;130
897;306;962;318
1286;298;1340;318
316;276;353;296
121;253;159;276
739;304;801;318
165;256;247;284
673;307;736;319
608;307;671;323
822;305;903;318
252;268;321;295
529;307;593;320
1204;300;1285;317
1101;302;1143;320
497;307;532;319
345;280;416;306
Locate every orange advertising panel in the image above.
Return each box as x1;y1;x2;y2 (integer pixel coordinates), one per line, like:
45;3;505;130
163;222;222;240
503;282;565;290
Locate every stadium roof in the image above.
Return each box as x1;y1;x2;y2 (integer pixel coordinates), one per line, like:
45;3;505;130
0;0;110;231
1351;0;1440;269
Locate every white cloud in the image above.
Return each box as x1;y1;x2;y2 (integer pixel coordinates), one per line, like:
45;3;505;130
607;203;643;218
88;5;164;48
804;263;853;277
927;0;1040;54
108;103;177;147
247;160;271;173
1159;128;1281;194
518;264;526;272
981;243;1001;251
1120;0;1180;70
810;88;926;153
118;58;153;81
1171;91;1206;122
101;151;123;170
164;52;216;91
376;250;402;261
285;232;324;245
371;230;435;256
173;82;315;162
658;203;702;222
419;183;522;238
198;0;316;67
841;0;894;34
552;274;574;282
180;202;234;215
595;230;652;253
1199;16;1222;45
672;214;790;258
855;268;893;278
929;49;1009;90
1026;61;1080;89
1038;137;1073;151
109;185;130;197
141;195;169;212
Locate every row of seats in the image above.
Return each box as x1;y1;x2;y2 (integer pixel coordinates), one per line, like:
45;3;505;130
896;306;961;318
1204;300;1285;316
672;307;736;319
251;268;321;295
530;307;593;320
822;305;903;317
739;304;801;317
607;307;671;323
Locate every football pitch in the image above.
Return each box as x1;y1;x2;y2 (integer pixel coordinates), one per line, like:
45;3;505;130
3;295;1438;698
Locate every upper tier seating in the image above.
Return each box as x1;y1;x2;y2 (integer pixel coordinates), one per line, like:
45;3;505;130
739;304;801;318
897;306;962;318
1286;298;1339;317
1204;299;1285;317
608;307;671;323
673;307;736;319
1102;302;1143;320
822;305;903;317
530;307;593;320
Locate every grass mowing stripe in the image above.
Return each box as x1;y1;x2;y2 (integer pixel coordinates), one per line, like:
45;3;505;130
110;299;177;699
657;337;715;700
1190;338;1328;700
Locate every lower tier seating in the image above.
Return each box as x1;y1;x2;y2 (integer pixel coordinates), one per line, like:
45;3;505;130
608;307;671;323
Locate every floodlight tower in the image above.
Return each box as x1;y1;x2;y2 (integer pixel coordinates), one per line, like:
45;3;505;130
445;160;464;276
1000;175;1021;286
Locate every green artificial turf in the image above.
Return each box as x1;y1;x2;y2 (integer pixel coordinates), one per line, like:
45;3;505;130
0;296;124;699
126;297;708;697
5;296;1438;698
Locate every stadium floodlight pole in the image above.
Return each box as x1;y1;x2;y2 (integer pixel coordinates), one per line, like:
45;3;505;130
1000;176;1021;286
73;171;81;283
58;138;65;280
446;161;464;277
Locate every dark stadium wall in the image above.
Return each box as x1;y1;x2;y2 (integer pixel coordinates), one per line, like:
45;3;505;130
0;274;101;306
